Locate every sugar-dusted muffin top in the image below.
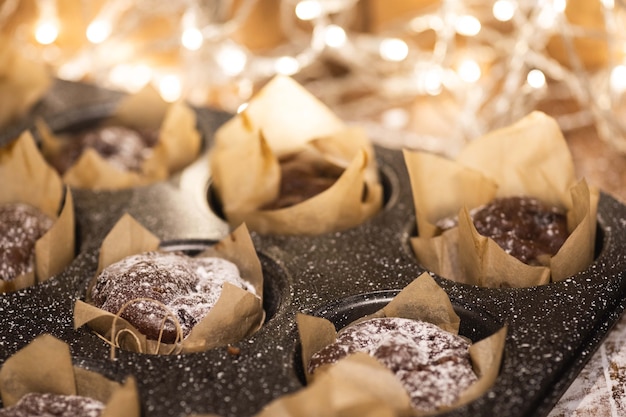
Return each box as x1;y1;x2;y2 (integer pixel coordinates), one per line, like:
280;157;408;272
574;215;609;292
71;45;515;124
90;251;256;344
49;125;159;174
0;392;105;417
0;203;54;281
308;317;477;411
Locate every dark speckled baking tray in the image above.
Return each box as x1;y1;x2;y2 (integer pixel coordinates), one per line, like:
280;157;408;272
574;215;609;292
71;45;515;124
1;80;626;417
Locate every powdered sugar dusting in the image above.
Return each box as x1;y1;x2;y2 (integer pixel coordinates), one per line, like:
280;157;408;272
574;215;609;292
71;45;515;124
0;203;54;281
90;251;256;343
308;317;477;411
0;392;104;417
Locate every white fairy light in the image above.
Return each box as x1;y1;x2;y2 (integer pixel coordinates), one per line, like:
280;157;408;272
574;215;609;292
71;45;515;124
553;0;567;13
424;67;443;96
602;0;615;8
295;0;322;21
324;24;346;48
315;0;359;14
379;38;409;62
381;108;410;130
35;21;58;44
86;0;132;44
455;15;481;37
527;69;547;89
274;56;300;75
537;5;559;29
457;59;481;83
216;45;247;76
109;64;131;87
610;65;626;93
493;0;516;22
181;7;203;51
182;27;203;50
34;0;59;45
86;20;112;44
57;60;89;81
158;74;182;102
5;0;626;155
109;64;153;92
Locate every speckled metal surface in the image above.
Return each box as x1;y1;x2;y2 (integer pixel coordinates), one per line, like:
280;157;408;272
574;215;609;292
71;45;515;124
1;80;626;417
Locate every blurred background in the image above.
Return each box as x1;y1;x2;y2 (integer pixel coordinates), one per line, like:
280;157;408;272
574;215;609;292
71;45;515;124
1;0;625;199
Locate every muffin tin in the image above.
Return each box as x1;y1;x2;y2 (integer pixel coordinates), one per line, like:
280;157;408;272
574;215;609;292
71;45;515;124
1;80;626;417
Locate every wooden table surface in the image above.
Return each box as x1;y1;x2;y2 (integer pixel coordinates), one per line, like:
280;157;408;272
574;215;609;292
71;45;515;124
566;125;626;204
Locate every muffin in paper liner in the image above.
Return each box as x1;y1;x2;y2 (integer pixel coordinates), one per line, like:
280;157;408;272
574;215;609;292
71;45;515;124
0;35;51;129
0;334;140;417
35;85;202;190
405;111;599;288
209;75;383;235
192;273;505;417
0;131;75;293
73;214;265;356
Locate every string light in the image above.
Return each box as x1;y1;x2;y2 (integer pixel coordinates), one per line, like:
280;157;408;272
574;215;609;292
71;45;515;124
423;66;444;96
3;0;626;154
379;38;409;62
602;0;615;8
527;69;546;89
86;20;111;44
35;21;58;45
324;24;347;48
34;0;59;45
381;108;410;130
181;7;203;51
158;74;182;103
610;65;626;93
216;44;247;77
492;0;516;22
182;27;203;51
274;56;300;75
295;0;322;21
455;15;481;37
86;0;131;44
457;59;481;83
109;64;152;92
553;0;567;13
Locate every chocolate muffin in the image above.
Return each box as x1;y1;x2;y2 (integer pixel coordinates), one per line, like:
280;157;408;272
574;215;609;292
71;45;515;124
49;125;158;174
89;251;257;344
0;203;54;281
0;392;104;417
308;317;477;411
261;153;343;210
438;196;569;265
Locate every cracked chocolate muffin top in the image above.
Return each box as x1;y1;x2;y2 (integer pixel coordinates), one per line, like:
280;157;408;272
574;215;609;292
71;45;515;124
90;251;256;344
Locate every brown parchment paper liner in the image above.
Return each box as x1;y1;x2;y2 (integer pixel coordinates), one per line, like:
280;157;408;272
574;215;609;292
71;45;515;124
0;131;76;293
405;111;599;288
73;214;264;355
0;334;139;416
36;84;202;190
298;273;505;416
209;75;383;235
197;273;503;417
0;35;52;129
